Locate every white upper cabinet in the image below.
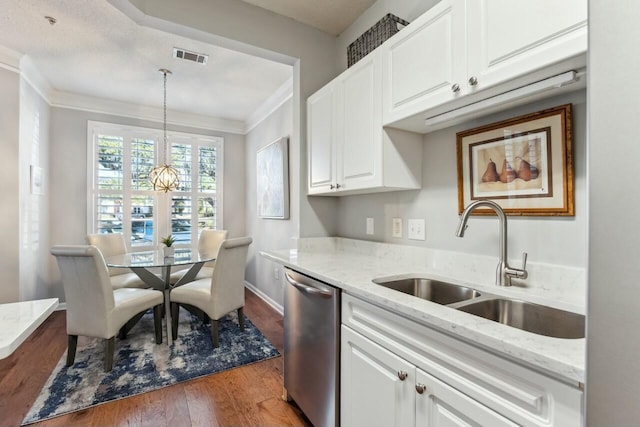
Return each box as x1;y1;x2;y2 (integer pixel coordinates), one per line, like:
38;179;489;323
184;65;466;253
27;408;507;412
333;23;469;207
308;82;337;193
339;52;381;191
382;0;466;125
382;0;587;127
307;50;422;196
466;0;588;92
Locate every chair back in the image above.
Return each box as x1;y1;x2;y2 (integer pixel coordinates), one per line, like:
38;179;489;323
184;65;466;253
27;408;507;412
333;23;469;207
198;229;228;268
209;237;252;317
51;245;115;337
87;233;128;276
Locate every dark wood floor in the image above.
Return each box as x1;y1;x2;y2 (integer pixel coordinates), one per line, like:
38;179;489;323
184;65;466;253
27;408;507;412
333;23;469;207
0;290;311;427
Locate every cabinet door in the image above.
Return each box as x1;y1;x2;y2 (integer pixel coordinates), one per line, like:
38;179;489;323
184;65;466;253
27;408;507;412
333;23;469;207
307;84;337;194
383;0;466;125
466;0;587;92
415;368;518;427
338;53;382;191
341;326;415;427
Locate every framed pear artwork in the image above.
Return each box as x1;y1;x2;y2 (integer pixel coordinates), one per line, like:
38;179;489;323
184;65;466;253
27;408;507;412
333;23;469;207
456;104;574;216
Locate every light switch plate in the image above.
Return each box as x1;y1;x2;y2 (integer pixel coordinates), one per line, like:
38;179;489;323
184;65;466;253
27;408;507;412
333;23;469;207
392;218;402;238
366;217;374;235
408;219;426;240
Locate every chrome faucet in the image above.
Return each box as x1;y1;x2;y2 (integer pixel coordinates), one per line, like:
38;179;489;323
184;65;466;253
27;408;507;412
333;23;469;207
456;200;528;287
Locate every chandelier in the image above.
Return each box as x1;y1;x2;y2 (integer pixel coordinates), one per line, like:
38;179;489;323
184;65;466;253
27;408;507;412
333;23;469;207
149;68;180;192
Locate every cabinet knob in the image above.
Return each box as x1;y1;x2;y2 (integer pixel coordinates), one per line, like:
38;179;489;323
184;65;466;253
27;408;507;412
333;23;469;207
329;184;335;189
451;83;460;93
336;183;342;189
415;383;427;394
468;76;478;86
397;371;408;381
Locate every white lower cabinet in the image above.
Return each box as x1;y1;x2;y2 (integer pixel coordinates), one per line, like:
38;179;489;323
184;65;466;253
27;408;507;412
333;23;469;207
342;326;415;427
341;294;583;427
342;326;515;427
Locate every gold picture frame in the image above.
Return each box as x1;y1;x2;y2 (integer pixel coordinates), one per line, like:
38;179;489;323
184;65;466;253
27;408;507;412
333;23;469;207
457;104;574;216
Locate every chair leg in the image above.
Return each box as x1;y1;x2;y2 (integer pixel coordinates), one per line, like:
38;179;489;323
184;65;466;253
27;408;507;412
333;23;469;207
211;320;219;348
66;335;78;367
104;337;115;372
237;307;245;332
153;305;163;344
171;302;179;341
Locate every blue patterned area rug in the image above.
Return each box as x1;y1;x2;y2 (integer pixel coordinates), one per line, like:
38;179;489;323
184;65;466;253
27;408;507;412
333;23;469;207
22;308;280;425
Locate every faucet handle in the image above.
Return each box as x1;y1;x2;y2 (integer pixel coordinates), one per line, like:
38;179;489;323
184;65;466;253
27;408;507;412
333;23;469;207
505;252;528;281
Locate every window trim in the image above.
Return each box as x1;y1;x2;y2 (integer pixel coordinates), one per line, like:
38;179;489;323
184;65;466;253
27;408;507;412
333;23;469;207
86;120;224;250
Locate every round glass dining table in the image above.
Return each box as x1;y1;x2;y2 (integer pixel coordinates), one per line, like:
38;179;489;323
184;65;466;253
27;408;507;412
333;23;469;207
105;248;215;344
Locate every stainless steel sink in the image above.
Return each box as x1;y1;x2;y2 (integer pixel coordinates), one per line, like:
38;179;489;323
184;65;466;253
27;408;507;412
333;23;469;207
455;298;585;339
372;277;481;305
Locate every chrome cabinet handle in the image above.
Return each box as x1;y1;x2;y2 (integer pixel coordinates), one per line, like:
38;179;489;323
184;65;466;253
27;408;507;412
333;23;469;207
397;371;408;381
468;76;478;86
284;273;333;298
415;383;427;394
451;83;460;93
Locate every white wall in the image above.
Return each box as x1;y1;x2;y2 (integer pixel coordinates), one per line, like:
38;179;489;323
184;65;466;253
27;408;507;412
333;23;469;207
586;1;640;424
48;107;246;300
0;67;20;303
19;76;51;301
336;0;439;71
337;90;587;271
245;98;293;308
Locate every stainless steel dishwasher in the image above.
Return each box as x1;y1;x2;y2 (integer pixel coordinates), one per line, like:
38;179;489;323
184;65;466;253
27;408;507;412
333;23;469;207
283;268;340;427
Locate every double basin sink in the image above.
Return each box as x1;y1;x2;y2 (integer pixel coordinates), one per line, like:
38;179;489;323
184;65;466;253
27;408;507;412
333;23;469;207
372;276;585;339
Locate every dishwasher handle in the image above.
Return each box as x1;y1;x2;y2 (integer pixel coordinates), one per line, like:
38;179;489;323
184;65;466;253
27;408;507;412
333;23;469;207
284;272;333;298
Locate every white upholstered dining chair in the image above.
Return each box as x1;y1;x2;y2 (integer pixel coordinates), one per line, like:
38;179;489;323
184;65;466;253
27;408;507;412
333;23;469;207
169;229;228;284
170;237;252;348
51;245;164;372
87;233;149;289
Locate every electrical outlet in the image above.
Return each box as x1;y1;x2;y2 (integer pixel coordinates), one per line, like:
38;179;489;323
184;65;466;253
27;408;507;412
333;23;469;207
366;217;374;235
392;218;403;238
408;219;426;240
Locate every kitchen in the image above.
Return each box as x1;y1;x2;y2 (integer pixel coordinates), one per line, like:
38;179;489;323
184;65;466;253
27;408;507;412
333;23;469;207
0;0;637;425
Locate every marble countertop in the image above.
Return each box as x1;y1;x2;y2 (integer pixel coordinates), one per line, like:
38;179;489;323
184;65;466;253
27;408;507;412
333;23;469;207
261;238;585;385
0;298;59;359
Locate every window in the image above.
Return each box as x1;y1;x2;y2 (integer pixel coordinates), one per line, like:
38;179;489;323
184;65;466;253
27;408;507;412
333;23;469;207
88;121;223;250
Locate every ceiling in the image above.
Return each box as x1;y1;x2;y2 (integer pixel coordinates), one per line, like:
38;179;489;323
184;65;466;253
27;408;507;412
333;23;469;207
240;0;376;36
0;0;301;123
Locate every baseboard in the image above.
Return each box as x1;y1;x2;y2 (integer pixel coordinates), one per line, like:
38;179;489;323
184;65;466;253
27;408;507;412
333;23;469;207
244;281;283;315
56;302;67;311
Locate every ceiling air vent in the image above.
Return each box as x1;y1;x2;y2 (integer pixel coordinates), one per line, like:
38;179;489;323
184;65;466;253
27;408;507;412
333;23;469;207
173;47;208;65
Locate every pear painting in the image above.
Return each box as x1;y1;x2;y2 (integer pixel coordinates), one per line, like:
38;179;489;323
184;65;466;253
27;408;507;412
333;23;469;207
481;158;500;182
499;159;516;183
515;156;539;181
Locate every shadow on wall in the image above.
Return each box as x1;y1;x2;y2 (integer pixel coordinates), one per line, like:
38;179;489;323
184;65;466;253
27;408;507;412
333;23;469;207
307;196;339;236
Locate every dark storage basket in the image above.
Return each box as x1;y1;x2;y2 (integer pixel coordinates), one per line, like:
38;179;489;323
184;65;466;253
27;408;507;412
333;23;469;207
347;13;410;67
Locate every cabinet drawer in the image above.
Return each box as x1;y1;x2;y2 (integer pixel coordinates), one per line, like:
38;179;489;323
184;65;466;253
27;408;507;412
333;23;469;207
342;293;582;426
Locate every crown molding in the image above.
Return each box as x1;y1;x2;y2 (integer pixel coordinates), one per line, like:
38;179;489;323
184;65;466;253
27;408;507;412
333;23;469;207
245;76;293;133
0;45;22;73
50;90;246;134
19;56;53;104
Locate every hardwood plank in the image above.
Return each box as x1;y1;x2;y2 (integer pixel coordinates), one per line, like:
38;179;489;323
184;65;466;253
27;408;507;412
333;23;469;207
161;384;192;427
184;381;219;427
1;289;311;427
